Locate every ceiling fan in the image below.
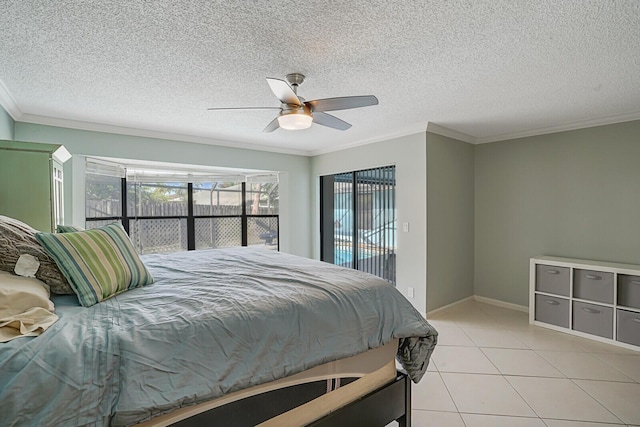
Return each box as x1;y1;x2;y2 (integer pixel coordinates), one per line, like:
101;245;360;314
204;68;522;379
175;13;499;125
207;73;378;132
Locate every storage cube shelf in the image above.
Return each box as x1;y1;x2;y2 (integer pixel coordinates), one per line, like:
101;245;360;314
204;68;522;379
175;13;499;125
530;256;640;350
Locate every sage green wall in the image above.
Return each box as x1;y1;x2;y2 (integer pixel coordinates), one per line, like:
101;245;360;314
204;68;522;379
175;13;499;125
14;117;639;311
311;133;428;314
426;132;475;312
0;105;14;140
475;120;640;306
14;123;312;258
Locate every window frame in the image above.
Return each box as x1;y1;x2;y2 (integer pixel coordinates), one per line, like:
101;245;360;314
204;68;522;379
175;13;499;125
86;177;279;253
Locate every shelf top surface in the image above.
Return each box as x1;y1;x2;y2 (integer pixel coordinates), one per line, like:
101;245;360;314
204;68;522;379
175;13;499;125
532;256;640;273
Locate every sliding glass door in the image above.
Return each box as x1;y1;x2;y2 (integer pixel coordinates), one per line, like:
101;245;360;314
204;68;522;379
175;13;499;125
320;166;396;284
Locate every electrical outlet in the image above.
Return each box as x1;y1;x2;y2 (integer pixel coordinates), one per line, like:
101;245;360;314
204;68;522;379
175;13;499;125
402;222;409;232
408;287;414;298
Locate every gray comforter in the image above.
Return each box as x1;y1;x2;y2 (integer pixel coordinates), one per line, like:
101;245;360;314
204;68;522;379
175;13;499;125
0;247;437;426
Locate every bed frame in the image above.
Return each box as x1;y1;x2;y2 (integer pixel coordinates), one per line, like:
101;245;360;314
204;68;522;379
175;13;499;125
136;340;411;426
168;370;411;427
308;371;411;427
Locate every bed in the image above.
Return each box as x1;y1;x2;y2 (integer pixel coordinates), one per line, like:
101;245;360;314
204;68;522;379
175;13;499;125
0;244;437;426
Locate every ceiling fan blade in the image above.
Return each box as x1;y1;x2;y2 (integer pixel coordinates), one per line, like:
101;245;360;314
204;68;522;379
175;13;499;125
262;116;280;133
266;78;302;106
306;95;378;112
207;107;280;111
312;112;352;131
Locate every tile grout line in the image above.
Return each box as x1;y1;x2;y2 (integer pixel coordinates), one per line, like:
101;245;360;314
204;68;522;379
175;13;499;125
434;369;468;426
569;377;628;425
461;326;545;423
478;306;557;425
590;352;640;384
530;341;639;384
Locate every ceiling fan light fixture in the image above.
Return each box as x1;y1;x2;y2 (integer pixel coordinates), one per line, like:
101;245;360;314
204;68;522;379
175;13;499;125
277;111;313;130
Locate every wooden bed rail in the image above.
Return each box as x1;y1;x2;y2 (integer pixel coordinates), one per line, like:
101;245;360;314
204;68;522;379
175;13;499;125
257;360;396;427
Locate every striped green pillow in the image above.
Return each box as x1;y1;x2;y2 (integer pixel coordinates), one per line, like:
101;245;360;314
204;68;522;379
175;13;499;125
56;224;84;233
36;223;153;307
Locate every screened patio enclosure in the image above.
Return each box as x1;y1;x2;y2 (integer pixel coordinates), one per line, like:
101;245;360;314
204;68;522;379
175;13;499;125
84;158;279;255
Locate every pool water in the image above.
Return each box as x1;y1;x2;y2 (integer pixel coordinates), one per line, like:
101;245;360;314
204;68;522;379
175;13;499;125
334;247;373;265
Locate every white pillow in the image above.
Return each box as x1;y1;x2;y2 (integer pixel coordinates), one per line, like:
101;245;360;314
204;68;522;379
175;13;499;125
0;271;58;342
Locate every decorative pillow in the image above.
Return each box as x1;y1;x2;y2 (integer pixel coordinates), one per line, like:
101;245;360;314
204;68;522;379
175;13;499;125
56;224;84;233
0;271;59;342
0;215;74;294
36;223;154;307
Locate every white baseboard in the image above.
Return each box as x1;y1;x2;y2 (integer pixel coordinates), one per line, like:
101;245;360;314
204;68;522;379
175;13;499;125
473;295;529;313
426;295;529;318
426;296;474;318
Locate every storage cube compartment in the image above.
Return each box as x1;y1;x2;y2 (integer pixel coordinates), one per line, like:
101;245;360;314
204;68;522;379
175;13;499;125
535;294;569;328
573;269;614;304
618;275;640;309
572;301;613;339
616;309;640;346
535;265;570;296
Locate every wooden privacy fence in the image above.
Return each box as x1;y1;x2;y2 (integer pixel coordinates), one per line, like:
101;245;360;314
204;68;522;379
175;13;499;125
86;200;277;218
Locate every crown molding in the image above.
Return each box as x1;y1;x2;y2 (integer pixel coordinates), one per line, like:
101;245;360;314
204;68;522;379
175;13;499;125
19;111;428;158
0;79;23;120
425;123;476;143
308;123;428;156
475;111;640;144
13;109;640;156
17;113;311;156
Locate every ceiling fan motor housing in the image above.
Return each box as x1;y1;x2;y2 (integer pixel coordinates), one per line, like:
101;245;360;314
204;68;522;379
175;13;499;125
285;73;306;91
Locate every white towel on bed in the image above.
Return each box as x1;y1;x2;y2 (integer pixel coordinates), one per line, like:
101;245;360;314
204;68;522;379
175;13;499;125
0;271;58;342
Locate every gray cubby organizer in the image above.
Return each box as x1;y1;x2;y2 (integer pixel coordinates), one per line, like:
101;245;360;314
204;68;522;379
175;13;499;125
530;256;640;350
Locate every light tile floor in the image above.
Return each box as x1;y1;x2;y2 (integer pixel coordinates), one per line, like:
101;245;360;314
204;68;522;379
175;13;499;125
403;299;640;426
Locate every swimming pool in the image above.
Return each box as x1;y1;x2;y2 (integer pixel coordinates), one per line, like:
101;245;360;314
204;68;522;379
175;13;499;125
334;247;374;266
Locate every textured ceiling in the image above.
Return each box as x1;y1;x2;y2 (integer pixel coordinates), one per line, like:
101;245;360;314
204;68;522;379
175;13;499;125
0;1;639;155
